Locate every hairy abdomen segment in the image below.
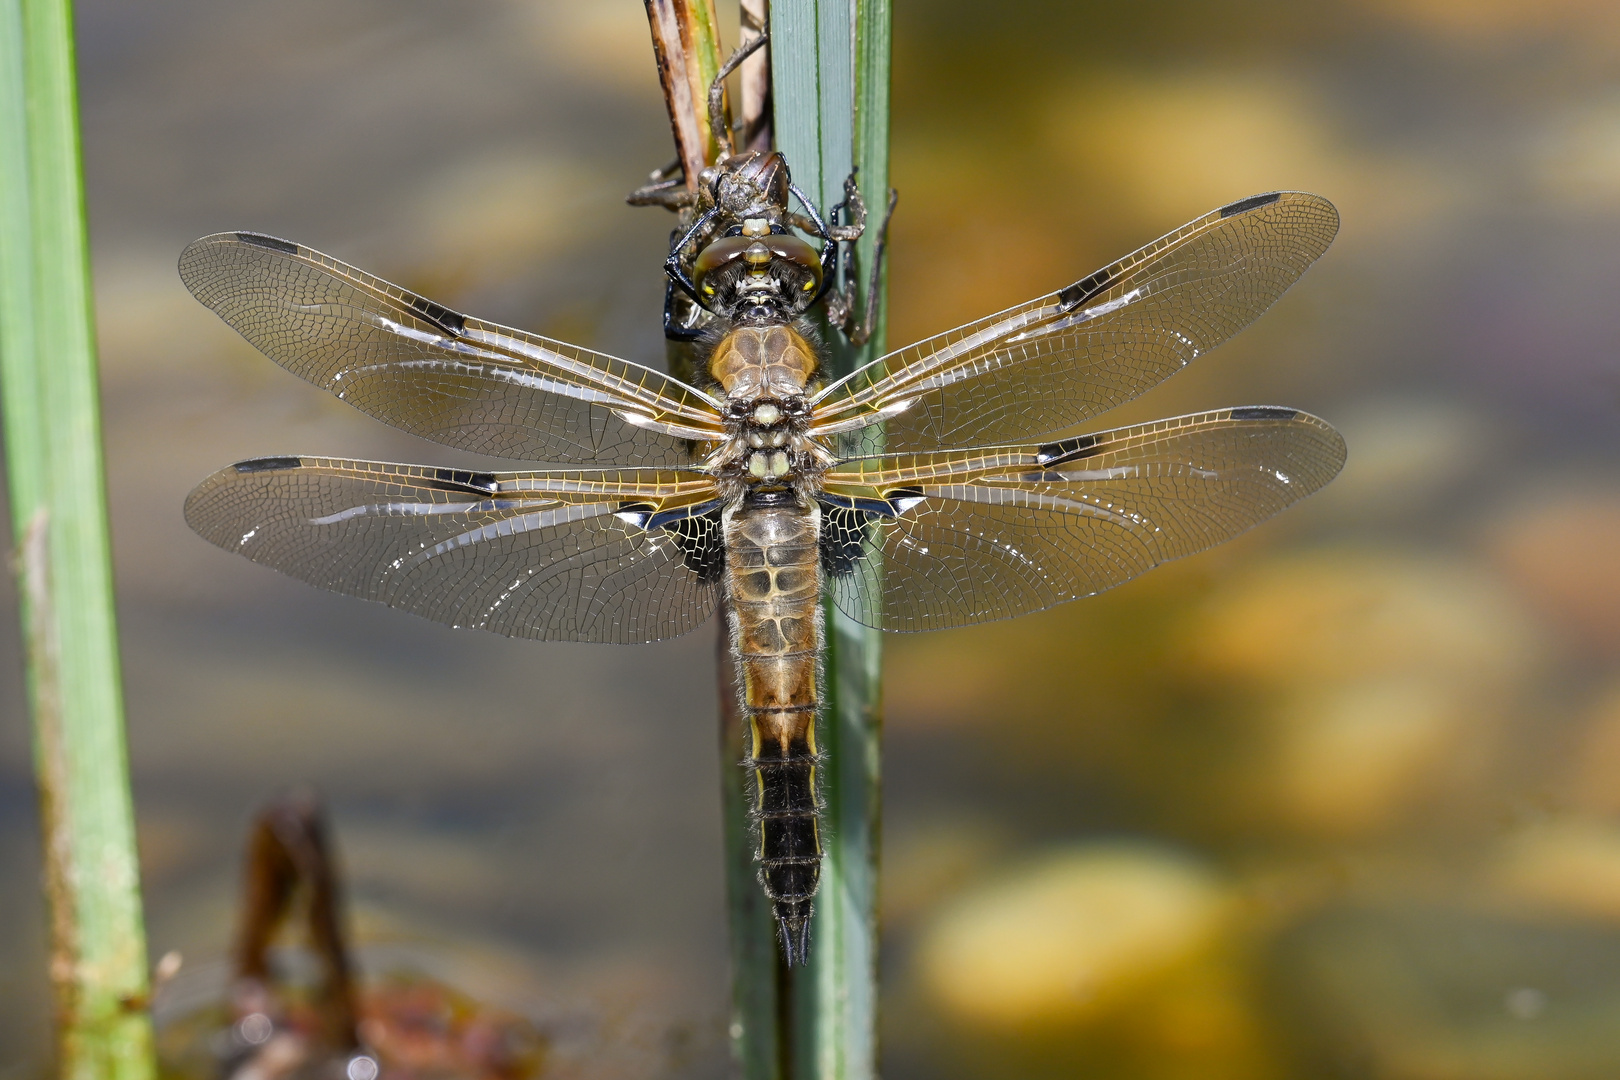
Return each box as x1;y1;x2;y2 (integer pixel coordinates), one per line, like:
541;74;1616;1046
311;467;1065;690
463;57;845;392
723;499;823;964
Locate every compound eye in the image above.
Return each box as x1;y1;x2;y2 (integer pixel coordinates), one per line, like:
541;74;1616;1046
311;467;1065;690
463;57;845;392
724;224;745;237
692;235;754;296
763;233;823;294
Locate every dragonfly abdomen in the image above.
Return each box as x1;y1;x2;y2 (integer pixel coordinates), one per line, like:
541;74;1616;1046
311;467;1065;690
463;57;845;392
723;498;823;965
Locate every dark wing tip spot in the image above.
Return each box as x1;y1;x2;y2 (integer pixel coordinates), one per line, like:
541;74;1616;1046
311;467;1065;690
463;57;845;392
1057;267;1112;311
1034;433;1103;466
234;232;300;255
1229;406;1298;421
410;295;467;336
1220;192;1283;218
234;456;302;473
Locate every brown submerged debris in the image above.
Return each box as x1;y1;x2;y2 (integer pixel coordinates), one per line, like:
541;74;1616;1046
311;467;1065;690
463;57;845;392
159;790;544;1080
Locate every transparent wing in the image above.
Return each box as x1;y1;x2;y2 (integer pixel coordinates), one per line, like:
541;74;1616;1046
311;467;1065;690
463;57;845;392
810;192;1339;452
179;233;726;466
184;456;725;643
819;406;1345;631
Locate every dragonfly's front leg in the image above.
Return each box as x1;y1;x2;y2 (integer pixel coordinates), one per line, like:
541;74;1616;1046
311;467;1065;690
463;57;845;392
626;158;693;211
706;31;769;161
825;171;868;243
790;175;856;313
663;279;708;342
823;183;898;348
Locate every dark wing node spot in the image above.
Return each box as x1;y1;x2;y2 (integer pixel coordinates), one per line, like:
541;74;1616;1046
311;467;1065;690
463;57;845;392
821;490;919;517
664;505;726;583
1034;433;1103;466
233;456;302;473
643;498;722;531
233;232;299;255
819;504;872;578
614;502;654;528
1057;268;1111;311
427;468;499;494
1228;406;1298;421
409;295;467;336
884;486;927;514
1220;192;1282;218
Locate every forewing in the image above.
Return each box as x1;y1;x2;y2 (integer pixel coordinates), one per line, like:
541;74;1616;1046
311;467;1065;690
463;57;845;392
811;192;1338;451
184;457;725;643
179;233;724;466
820;407;1345;631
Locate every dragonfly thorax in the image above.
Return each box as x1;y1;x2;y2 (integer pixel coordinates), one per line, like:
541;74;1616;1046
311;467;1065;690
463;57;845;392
703;325;830;487
708;324;819;398
715;391;821;485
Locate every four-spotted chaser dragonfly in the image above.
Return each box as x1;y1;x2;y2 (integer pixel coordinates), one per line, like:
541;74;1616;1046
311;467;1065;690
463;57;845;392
180;153;1344;964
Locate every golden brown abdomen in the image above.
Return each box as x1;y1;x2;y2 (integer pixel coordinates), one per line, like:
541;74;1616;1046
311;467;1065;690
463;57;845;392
723;498;822;964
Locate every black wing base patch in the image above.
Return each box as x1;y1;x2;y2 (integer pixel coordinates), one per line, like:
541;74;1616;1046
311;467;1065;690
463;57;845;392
666;504;726;583
819;504;872;579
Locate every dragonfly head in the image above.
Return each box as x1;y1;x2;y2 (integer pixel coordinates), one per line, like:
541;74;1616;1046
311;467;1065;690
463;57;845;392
694;219;822;320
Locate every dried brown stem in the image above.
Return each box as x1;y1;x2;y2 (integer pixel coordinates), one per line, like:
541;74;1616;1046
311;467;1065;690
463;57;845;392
232;790;360;1054
642;0;729;188
738;0;771;152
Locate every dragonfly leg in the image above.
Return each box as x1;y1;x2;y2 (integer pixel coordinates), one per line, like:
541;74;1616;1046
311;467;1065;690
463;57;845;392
825;170;868;243
665;206;720;302
824;184;898;347
782;209;823;235
663;279;708;342
626;158;693;211
787;180;847;310
706;31;769;162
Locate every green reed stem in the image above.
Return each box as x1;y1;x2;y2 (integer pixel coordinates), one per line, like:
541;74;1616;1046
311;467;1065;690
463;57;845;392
772;2;889;1076
0;1;155;1076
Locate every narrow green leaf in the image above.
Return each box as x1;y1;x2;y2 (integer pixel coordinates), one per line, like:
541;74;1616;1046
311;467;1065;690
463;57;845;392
771;3;890;1076
0;0;155;1076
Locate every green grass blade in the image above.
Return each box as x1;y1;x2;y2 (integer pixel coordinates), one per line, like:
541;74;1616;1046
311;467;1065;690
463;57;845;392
0;1;155;1076
771;2;890;1075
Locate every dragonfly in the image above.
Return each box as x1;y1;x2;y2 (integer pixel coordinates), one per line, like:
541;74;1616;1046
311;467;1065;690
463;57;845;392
180;155;1345;964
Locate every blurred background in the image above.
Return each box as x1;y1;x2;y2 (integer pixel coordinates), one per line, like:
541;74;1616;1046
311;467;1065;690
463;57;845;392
4;0;1620;1076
